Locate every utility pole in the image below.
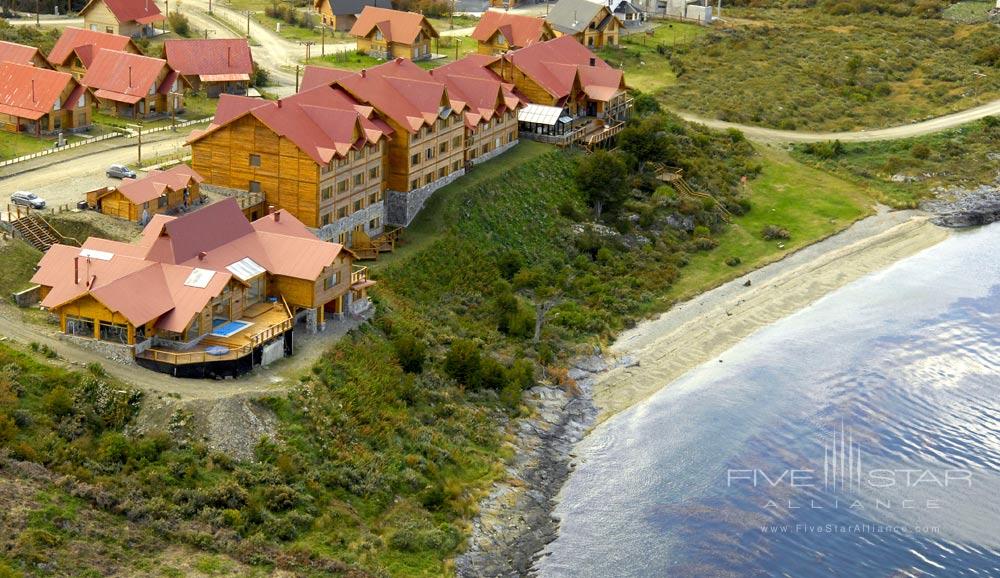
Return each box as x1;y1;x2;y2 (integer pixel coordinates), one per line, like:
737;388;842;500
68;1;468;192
165;0;168;17
35;0;39;26
295;64;300;91
301;40;315;63
129;124;143;164
321;25;325;56
246;11;252;38
208;0;213;14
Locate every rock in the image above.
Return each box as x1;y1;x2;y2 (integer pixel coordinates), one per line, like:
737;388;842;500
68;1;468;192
743;279;752;287
924;182;1000;228
890;173;920;183
573;355;608;374
987;152;1000;162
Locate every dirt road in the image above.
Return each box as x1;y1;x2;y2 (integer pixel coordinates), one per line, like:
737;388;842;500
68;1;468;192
678;98;1000;143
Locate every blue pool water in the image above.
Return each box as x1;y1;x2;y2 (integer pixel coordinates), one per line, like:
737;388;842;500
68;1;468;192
536;223;1000;577
210;320;253;338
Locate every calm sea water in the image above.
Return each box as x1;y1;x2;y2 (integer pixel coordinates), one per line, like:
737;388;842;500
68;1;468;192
536;223;1000;577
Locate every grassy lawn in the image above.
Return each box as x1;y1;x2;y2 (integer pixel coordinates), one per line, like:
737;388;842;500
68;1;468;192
0;131;58;160
307;36;478;68
92;96;216;131
428;14;480;31
790;116;1000;208
0;240;43;298
665;146;873;301
661;8;1000;131
942;1;995;22
597;22;705;93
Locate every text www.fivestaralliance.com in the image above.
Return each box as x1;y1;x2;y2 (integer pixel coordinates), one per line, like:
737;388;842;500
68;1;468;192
760;524;941;534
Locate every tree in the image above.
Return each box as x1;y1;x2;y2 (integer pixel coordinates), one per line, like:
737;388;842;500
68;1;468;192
512;266;569;345
575;150;630;219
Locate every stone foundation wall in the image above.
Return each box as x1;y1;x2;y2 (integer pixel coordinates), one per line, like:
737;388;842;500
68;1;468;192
313;202;385;243
57;334;136;366
12;285;40;308
472;139;518;166
386;169;466;227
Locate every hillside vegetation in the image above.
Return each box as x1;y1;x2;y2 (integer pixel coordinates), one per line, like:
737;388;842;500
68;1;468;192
792;115;1000;206
659;7;1000;131
0;107;876;575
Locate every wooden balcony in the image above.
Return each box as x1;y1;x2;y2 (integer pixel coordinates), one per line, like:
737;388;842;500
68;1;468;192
138;300;292;366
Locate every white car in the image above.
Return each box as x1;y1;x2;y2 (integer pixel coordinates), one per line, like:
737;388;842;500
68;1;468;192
10;191;45;209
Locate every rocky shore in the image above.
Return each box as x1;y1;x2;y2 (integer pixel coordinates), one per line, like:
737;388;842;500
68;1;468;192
454;356;611;577
924;179;1000;228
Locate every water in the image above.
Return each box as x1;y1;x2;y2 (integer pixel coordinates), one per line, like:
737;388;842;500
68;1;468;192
537;223;1000;577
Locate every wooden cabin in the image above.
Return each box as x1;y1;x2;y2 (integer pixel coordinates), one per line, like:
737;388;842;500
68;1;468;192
0;63;92;135
162;39;253;97
79;0;164;38
546;0;622;48
82;49;184;119
0;40;53;68
471;11;556;54
31;198;373;378
349;6;438;61
314;0;391;31
90;165;203;222
47;27;143;79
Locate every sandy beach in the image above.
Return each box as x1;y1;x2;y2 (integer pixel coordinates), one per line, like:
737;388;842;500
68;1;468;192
593;208;951;422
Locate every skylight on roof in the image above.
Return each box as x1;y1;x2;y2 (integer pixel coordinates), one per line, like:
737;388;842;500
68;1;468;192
80;248;114;261
184;268;216;288
518;104;564;126
226;257;266;281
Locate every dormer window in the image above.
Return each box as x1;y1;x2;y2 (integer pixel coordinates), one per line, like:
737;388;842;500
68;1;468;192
497;32;506;44
375;30;383;40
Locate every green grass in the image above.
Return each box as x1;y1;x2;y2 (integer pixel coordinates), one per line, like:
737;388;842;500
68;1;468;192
0;240;43;298
91;95;216;130
942;1;995;22
428;14;480;31
661;8;1000;131
308;35;479;68
596;22;705;93
666;146;872;300
0;131;62;160
791;116;1000;208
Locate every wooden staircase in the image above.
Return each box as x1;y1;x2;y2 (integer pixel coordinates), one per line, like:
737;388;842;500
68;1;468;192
11;213;76;251
351;227;403;261
651;164;732;221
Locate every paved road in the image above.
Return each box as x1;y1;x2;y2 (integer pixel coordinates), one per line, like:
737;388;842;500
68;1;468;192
6;16;83;26
0;131;192;210
678;98;1000;143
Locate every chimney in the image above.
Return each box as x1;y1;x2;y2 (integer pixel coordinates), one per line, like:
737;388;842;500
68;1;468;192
361;68;367;78
274;211;280;222
395;57;403;63
198;251;207;260
589;57;596;67
227;46;232;67
276;99;282;108
268;204;276;214
128;65;132;88
31;79;35;103
74;256;79;284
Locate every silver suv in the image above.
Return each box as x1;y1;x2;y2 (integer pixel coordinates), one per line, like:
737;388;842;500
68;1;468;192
11;191;45;209
106;164;137;179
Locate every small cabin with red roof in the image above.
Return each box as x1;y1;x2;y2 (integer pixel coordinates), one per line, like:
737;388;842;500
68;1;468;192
314;0;391;31
0;62;92;135
349;6;439;61
79;0;164;38
162;38;253;97
471;11;556;55
91;164;204;222
47;27;143;78
81;49;184;119
31;198;373;378
0;40;53;68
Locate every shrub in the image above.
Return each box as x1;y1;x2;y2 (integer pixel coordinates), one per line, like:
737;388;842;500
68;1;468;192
910;143;931;160
444;339;481;387
761;224;791;240
497;252;523;280
0;413;16;443
168;12;191;37
97;431;131;465
725;256;742;267
251;62;270;87
42;385;74;417
393;334;426;374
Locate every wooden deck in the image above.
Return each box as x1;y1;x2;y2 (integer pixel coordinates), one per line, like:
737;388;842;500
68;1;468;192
138;301;292;366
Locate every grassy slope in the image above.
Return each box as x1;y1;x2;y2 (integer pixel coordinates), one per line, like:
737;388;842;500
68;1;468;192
0;241;42;298
790;116;1000;208
667;146;872;300
660;9;1000;131
596;22;705;93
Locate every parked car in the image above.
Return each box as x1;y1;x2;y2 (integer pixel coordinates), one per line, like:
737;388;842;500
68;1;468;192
106;164;137;179
10;191;45;209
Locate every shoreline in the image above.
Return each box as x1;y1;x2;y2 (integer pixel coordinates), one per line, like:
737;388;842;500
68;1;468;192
593;208;949;421
456;207;950;577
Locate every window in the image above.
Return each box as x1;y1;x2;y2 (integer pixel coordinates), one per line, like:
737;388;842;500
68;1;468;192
369;217;380;230
509;130;515;142
321;212;331;225
452;135;461;148
65;315;94;337
368;192;378;205
353;198;364;211
148;83;155;96
338;157;350;168
322;186;333;200
99;321;128;344
452;160;461;172
337;206;348;218
249;154;261;167
425;173;433;185
249;181;261;193
354;150;363;162
439;142;448;154
425;148;434;161
369;166;379;180
438;167;446;179
338;232;347;245
375;30;383;40
337;179;348;193
412;130;420;143
158;194;167;208
411;153;420;165
53;97;61;110
324;271;339;290
78;94;85;108
354;173;364;187
410;178;420;189
247;275;265;305
426;123;435;134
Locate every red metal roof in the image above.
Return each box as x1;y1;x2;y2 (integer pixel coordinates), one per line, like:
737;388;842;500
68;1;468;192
81;49;173;103
471;11;553;48
163;38;253;77
431;57;522;129
0;62;76;120
501;36;624;103
189;84;391;165
33;197;349;332
348;6;437;44
0;41;45;67
79;0;163;25
47;27;138;68
117;164;203;205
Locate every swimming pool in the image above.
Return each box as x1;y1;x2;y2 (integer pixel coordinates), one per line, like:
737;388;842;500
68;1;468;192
210;319;253;338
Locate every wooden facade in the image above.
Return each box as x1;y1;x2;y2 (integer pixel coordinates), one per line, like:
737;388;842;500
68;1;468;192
0;85;92;135
465;110;518;163
571;6;620;49
383;111;465;192
93;180;201;222
190;115;385;229
356;28;434;61
81;0;158;37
